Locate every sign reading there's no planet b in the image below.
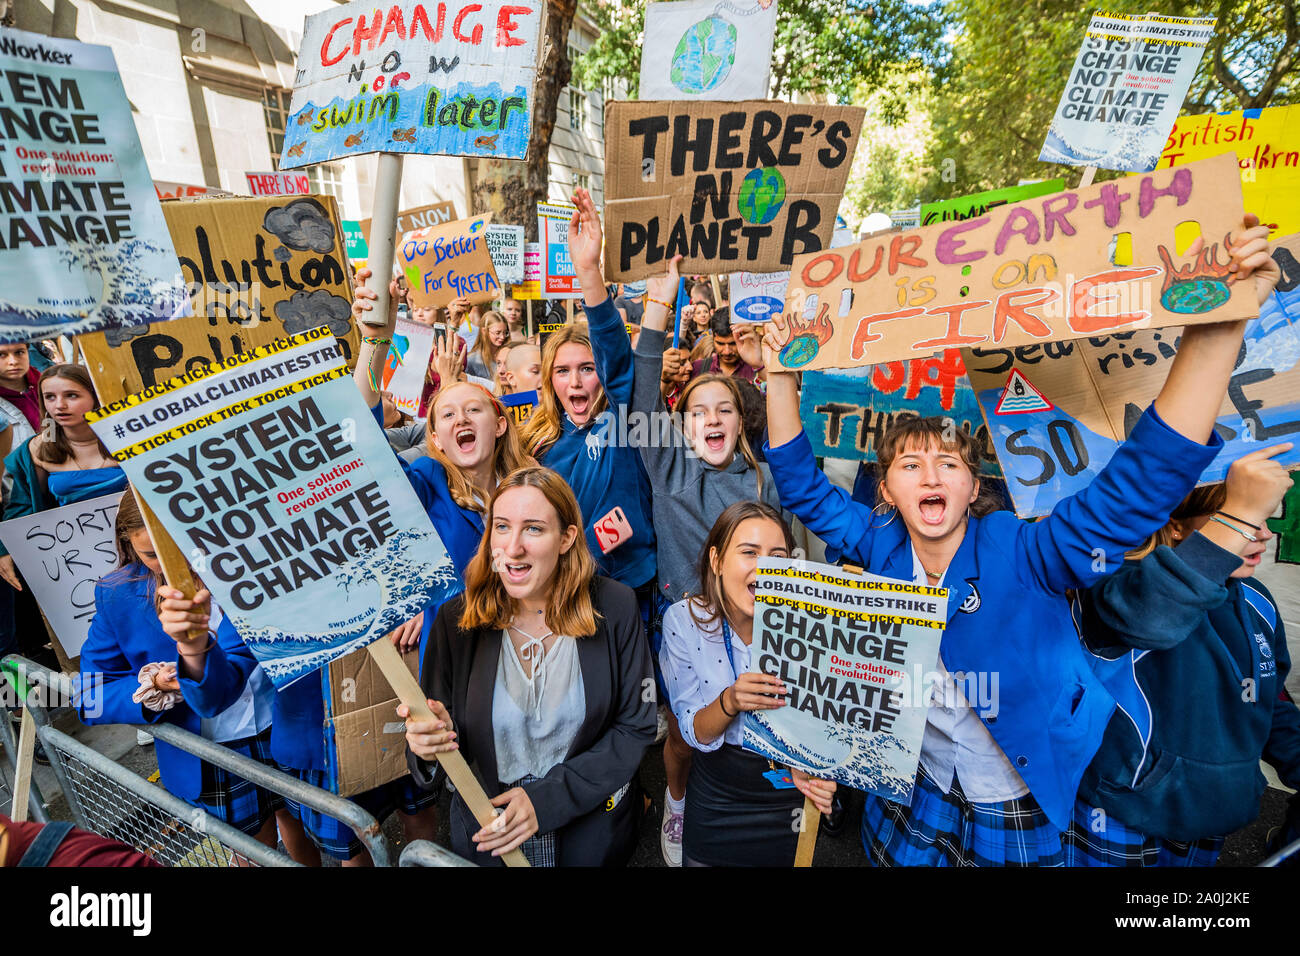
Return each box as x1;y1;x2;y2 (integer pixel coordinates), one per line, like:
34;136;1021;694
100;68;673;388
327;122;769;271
742;557;947;803
0;27;188;343
281;0;543;167
0;493;121;660
605;101;864;280
86;327;461;688
639;0;777;101
1039;12;1215;172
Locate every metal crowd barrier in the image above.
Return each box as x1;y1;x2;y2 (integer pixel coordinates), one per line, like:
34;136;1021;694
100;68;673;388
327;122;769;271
2;654;395;867
399;839;476;867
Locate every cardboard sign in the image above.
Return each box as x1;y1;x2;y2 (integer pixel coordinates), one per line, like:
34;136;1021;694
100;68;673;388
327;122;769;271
773;153;1255;372
358;199;459;248
0;492;121;661
1158;104;1300;240
1268;479;1300;565
382;316;435;414
399;214;500;306
1039;13;1215;172
281;0;543;167
730;270;789;323
639;0;777;101
322;644;420;797
511;242;542;299
79;196;360;396
342;219;370;259
604;100;864;280
963;232;1300;518
0;27;187;344
799;354;1001;475
743;557;947;803
484;223;525;285
538;201;581;298
86;327;461;688
155;181;230;202
920;180;1065;226
246;171;311;197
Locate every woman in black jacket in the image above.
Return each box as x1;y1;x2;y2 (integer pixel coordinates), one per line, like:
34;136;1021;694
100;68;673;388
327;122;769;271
402;465;656;866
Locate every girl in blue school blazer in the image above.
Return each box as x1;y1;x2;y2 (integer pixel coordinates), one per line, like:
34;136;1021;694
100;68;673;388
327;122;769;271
758;218;1279;866
77;487;301;853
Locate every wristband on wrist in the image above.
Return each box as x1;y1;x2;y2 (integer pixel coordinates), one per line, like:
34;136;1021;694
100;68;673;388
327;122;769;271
1216;509;1261;531
718;688;737;718
178;635;215;658
645;296;674;311
1208;514;1258;542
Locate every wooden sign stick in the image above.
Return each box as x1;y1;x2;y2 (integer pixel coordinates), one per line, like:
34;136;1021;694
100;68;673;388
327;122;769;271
11;707;37;822
366;636;529;868
1078;166;1098;189
794;795;819;867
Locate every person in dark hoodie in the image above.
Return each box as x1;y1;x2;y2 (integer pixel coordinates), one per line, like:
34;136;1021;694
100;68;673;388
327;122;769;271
1070;442;1300;866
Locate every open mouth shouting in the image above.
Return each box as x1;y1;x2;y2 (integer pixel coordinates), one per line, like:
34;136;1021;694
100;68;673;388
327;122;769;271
918;493;948;526
703;429;726;454
567;391;591;420
502;560;532;584
454;426;477;455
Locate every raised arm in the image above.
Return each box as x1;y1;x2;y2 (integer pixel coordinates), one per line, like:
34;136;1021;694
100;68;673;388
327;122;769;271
350;266;399;409
570;189;636;404
631;258;688;482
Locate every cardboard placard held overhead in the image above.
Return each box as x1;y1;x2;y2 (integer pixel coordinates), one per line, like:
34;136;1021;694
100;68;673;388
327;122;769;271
0;27;188;344
0;492;121;661
963;232;1300;518
639;0;777;101
1038;12;1215;172
772;153;1255;373
358;200;459;248
79;195;360;398
920;180;1065;226
280;0;544;167
399;214;501;307
799;356;1001;475
86;327;462;688
604;100;864;280
1158;104;1300;240
155;181;231;202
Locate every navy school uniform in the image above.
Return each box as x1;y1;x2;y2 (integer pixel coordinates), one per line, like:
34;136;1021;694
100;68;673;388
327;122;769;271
77;569;282;836
1072;532;1300;865
764;405;1221;861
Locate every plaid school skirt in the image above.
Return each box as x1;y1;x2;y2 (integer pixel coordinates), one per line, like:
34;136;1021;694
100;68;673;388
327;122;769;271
861;764;1067;867
193;726;284;837
280;767;438;861
1062;800;1224;868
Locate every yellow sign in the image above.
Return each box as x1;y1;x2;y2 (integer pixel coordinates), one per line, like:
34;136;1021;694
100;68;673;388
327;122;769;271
1157;104;1300;240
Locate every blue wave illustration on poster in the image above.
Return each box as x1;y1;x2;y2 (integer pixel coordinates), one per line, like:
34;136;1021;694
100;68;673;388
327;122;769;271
1038;124;1163;174
282;80;530;165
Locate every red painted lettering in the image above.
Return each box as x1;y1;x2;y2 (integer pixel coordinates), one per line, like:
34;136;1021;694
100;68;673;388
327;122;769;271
847;244;883;282
801;252;843;288
320;17;353;66
1067;267;1162;334
351;9;384;55
411;3;443;41
992;287;1057;342
496;5;531;47
453;4;484;43
888;234;926;274
850;308;924;360
380;6;408;45
914;301;990;350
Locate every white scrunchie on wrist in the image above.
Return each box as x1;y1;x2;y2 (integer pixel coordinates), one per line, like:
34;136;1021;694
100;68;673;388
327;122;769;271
132;662;182;712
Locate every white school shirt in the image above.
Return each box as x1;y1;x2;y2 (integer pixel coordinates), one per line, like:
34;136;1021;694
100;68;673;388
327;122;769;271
199;601;275;743
913;548;1030;802
658;600;749;752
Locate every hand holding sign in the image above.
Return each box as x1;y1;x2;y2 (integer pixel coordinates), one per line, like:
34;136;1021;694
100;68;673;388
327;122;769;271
1221;443;1296;529
790;769;836;817
351;267;402;329
727;672;788;712
399;698;458;758
0;555;21;592
476;788;540;858
157;587;215;680
1223;214;1281;306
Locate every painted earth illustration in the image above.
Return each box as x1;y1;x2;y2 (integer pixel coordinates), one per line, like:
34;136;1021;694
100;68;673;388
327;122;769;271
670;16;738;94
738;167;787;225
1162;278;1231;314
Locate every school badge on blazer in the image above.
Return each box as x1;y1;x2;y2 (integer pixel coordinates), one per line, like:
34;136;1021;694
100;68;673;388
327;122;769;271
959;583;981;614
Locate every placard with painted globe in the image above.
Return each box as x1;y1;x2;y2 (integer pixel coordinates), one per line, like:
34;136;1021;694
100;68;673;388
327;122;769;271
738;167;787;225
670;15;738;94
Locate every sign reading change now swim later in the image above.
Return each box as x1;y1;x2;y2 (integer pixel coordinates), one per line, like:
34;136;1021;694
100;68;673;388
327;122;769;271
86;327;460;688
604;100;864;280
281;0;543;166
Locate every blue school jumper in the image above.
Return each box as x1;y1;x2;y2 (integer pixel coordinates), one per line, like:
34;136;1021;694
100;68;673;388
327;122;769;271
1077;532;1300;844
763;405;1221;834
535;297;656;588
77;570;259;802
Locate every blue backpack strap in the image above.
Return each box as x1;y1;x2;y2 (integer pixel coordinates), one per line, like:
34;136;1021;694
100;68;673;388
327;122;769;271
1240;582;1277;636
17;821;75;867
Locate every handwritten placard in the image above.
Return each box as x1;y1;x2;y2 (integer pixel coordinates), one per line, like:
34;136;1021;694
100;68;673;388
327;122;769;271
399;214;501;307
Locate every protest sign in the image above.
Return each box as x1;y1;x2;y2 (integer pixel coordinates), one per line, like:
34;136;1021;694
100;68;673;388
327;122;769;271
358;199;459;249
280;0;543;167
639;0;777;101
246;171;311;197
1039;13;1215;172
1158;104;1300;240
799;353;1000;475
343;220;370;259
79;196;360;394
85;326;460;688
773;153;1254;372
920;179;1065;226
382;316;435;414
962;232;1300;518
1269;481;1300;565
604;100;864;280
0;27;187;343
512;241;543;299
730;270;789;323
484;223;525;285
500;388;538;425
538;201;581;298
322;644;420;796
398;214;500;306
0;492;121;661
155;182;231;202
742;557;947;802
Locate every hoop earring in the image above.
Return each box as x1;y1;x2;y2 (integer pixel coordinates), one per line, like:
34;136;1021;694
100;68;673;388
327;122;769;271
871;499;897;528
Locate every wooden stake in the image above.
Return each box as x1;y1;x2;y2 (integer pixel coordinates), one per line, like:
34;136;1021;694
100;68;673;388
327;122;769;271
708;274;722;307
366;636;529;867
11;708;36;822
794;794;819;867
1078;166;1098;189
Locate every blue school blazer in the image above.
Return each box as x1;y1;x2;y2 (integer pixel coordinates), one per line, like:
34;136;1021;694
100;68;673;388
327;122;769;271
77;569;258;801
763;405;1221;831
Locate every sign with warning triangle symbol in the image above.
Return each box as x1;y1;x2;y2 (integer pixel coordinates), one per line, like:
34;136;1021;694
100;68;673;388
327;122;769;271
994;369;1054;415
